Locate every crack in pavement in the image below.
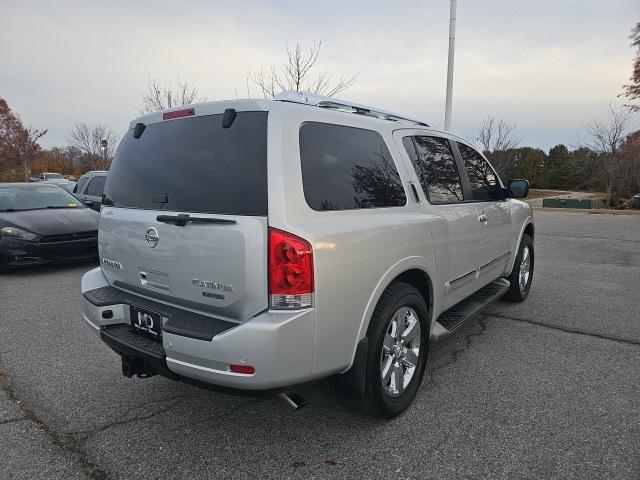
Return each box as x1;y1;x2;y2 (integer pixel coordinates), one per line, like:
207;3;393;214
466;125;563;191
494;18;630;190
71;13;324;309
0;417;28;426
0;372;110;480
428;317;488;385
69;399;183;438
488;313;640;347
0;372;182;480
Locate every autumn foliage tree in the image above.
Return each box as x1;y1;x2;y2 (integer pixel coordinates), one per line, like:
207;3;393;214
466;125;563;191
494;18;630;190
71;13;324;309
0;98;47;181
618;130;640;195
622;22;640;111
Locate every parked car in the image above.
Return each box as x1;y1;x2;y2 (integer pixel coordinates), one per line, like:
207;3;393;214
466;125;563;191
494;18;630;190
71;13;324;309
80;92;534;418
37;172;76;192
38;172;66;182
74;171;108;211
43;180;76;193
0;183;99;272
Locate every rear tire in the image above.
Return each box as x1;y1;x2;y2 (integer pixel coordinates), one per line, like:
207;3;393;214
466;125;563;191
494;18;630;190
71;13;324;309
362;282;429;418
504;233;534;302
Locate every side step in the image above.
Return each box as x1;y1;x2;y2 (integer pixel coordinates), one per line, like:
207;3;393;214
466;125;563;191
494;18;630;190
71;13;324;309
432;278;510;339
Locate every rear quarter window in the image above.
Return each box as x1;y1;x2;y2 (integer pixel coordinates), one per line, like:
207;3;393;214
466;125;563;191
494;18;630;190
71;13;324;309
299;122;406;211
85;176;106;197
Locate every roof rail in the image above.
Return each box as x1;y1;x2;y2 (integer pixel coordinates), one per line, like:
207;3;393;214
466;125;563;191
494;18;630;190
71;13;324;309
274;91;429;127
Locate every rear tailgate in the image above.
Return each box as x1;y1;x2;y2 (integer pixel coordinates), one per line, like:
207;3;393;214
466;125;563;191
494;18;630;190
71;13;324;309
99;209;267;320
100;109;269;322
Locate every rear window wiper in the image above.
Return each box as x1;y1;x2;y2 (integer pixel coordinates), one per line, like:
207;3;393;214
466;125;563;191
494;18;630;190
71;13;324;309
156;214;237;227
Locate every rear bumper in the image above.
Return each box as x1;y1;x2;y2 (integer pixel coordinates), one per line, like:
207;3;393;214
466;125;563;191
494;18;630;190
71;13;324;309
0;237;97;268
81;267;317;390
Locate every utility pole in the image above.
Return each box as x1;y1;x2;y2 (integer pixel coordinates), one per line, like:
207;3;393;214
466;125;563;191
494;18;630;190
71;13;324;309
444;0;457;131
100;139;108;170
23;141;30;182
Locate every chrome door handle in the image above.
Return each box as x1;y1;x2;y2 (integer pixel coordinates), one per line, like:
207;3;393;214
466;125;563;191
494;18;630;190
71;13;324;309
478;214;488;223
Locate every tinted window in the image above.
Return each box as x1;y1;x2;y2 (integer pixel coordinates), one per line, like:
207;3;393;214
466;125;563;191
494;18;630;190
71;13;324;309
407;136;463;203
104;112;268;215
457;142;501;201
299;123;406;211
85;176;106;197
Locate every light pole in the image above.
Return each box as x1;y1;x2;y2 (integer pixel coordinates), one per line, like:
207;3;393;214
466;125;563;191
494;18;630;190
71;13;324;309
100;139;108;169
444;0;457;131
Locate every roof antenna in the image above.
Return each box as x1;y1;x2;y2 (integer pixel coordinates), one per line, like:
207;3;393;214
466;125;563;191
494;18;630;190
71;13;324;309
222;108;237;128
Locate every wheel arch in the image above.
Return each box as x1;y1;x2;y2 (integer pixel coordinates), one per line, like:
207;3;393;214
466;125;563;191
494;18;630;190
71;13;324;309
507;217;534;274
340;257;438;374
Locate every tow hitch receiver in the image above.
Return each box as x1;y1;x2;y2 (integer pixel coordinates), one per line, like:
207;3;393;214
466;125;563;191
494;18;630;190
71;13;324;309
121;356;157;379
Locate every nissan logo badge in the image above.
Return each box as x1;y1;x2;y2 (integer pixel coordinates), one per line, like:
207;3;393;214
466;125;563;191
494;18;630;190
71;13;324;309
145;227;159;248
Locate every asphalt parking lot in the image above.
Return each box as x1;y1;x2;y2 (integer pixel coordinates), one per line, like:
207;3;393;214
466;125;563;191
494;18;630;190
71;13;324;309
1;210;639;480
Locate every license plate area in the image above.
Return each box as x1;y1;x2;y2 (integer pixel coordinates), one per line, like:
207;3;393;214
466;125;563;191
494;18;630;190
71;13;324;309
130;305;162;341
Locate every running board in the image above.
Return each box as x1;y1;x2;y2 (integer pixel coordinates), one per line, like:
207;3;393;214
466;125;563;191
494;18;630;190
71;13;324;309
431;278;510;340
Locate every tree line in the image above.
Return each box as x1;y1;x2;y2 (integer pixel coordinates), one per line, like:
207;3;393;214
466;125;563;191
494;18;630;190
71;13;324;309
0;98;118;182
480;104;639;207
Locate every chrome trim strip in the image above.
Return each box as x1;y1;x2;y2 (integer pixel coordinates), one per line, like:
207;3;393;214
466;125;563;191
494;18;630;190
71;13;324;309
444;269;477;295
479;252;511;273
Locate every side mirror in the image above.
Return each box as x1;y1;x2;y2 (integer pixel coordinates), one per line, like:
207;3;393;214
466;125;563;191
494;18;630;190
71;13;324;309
507;179;529;199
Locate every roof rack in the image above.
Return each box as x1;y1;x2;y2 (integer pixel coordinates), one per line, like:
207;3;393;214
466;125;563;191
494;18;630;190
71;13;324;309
274;91;429;127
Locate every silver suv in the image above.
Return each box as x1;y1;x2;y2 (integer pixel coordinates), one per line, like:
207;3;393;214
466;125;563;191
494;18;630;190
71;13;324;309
81;92;534;418
74;171;108;211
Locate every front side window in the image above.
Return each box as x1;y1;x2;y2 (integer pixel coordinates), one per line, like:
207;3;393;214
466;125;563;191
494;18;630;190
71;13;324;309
405;136;464;204
457;142;501;201
299;122;406;211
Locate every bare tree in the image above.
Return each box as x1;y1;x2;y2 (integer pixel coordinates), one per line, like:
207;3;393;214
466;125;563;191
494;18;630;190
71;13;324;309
68;123;118;170
141;76;206;113
247;41;357;99
476;114;522;178
583;103;634;206
477;114;521;153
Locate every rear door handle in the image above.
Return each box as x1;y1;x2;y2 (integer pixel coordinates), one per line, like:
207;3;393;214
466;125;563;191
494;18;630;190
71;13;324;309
478;214;488;223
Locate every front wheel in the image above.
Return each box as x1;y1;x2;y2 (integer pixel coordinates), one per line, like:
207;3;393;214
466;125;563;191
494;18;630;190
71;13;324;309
362;282;429;418
504;233;534;302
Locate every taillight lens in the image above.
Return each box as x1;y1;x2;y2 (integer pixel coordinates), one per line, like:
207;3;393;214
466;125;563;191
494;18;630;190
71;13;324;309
268;228;314;309
162;108;195;120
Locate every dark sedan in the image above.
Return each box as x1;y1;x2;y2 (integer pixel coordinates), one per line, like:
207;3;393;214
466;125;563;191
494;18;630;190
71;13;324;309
0;183;99;272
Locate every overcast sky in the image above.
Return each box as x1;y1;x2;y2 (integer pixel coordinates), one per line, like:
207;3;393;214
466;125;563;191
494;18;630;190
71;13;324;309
1;0;638;151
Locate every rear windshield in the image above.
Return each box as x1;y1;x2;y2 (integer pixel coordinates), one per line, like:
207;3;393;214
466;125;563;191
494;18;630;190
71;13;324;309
104;111;268;216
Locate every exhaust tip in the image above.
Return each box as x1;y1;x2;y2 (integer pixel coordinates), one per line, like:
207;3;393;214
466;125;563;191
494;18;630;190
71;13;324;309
279;392;308;410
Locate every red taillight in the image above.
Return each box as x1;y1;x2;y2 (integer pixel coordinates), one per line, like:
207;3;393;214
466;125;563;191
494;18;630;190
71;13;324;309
268;227;314;309
162;108;195;120
229;364;255;375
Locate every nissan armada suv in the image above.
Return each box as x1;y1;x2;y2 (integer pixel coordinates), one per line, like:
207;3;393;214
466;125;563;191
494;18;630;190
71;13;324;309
81;91;534;418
